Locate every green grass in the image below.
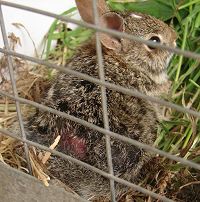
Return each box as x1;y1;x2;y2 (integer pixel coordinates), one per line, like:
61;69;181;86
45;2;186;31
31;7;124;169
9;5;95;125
44;0;200;171
44;7;93;64
157;1;200;169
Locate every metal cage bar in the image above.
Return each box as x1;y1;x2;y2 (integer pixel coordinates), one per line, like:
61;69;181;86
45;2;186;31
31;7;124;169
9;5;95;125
0;1;200;60
0;48;199;119
0;1;199;202
1;90;200;172
0;128;174;202
92;0;116;200
0;4;32;174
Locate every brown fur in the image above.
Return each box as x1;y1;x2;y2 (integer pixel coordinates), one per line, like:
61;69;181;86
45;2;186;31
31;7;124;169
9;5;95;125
27;9;176;201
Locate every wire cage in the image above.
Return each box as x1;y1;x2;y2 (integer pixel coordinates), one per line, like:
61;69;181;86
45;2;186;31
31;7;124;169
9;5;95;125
0;1;200;202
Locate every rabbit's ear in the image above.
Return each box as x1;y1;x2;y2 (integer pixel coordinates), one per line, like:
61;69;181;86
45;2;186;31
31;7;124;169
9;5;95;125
75;0;109;24
99;12;125;51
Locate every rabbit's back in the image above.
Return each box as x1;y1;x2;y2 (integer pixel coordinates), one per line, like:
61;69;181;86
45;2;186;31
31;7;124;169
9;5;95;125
27;43;159;199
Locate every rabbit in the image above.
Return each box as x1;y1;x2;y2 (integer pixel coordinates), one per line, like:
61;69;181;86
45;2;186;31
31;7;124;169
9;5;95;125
27;0;177;200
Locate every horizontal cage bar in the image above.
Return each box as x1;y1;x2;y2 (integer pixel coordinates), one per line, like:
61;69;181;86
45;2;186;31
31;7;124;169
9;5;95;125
0;128;174;202
0;49;199;118
0;1;199;60
0;90;200;171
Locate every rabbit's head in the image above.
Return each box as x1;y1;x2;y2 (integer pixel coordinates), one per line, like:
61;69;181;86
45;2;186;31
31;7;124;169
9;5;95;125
76;0;177;76
107;12;177;75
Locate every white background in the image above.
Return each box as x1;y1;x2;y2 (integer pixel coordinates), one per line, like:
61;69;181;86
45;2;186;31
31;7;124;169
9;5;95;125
0;0;80;57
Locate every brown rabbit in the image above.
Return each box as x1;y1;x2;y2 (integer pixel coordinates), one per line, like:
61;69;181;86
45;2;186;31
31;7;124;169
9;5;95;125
27;0;177;200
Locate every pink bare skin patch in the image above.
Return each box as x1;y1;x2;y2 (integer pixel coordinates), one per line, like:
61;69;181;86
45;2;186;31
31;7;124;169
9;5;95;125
61;133;87;159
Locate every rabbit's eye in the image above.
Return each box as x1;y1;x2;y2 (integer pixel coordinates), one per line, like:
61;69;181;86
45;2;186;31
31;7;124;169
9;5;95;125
149;36;161;43
148;36;161;50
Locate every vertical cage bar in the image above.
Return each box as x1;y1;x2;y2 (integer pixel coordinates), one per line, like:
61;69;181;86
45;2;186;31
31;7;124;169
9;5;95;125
92;0;116;201
0;5;32;175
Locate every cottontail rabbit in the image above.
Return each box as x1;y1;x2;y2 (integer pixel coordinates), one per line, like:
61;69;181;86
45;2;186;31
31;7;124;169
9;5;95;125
27;0;177;200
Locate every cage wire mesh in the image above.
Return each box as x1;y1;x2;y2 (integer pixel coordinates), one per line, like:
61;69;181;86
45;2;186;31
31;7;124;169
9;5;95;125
0;1;200;202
